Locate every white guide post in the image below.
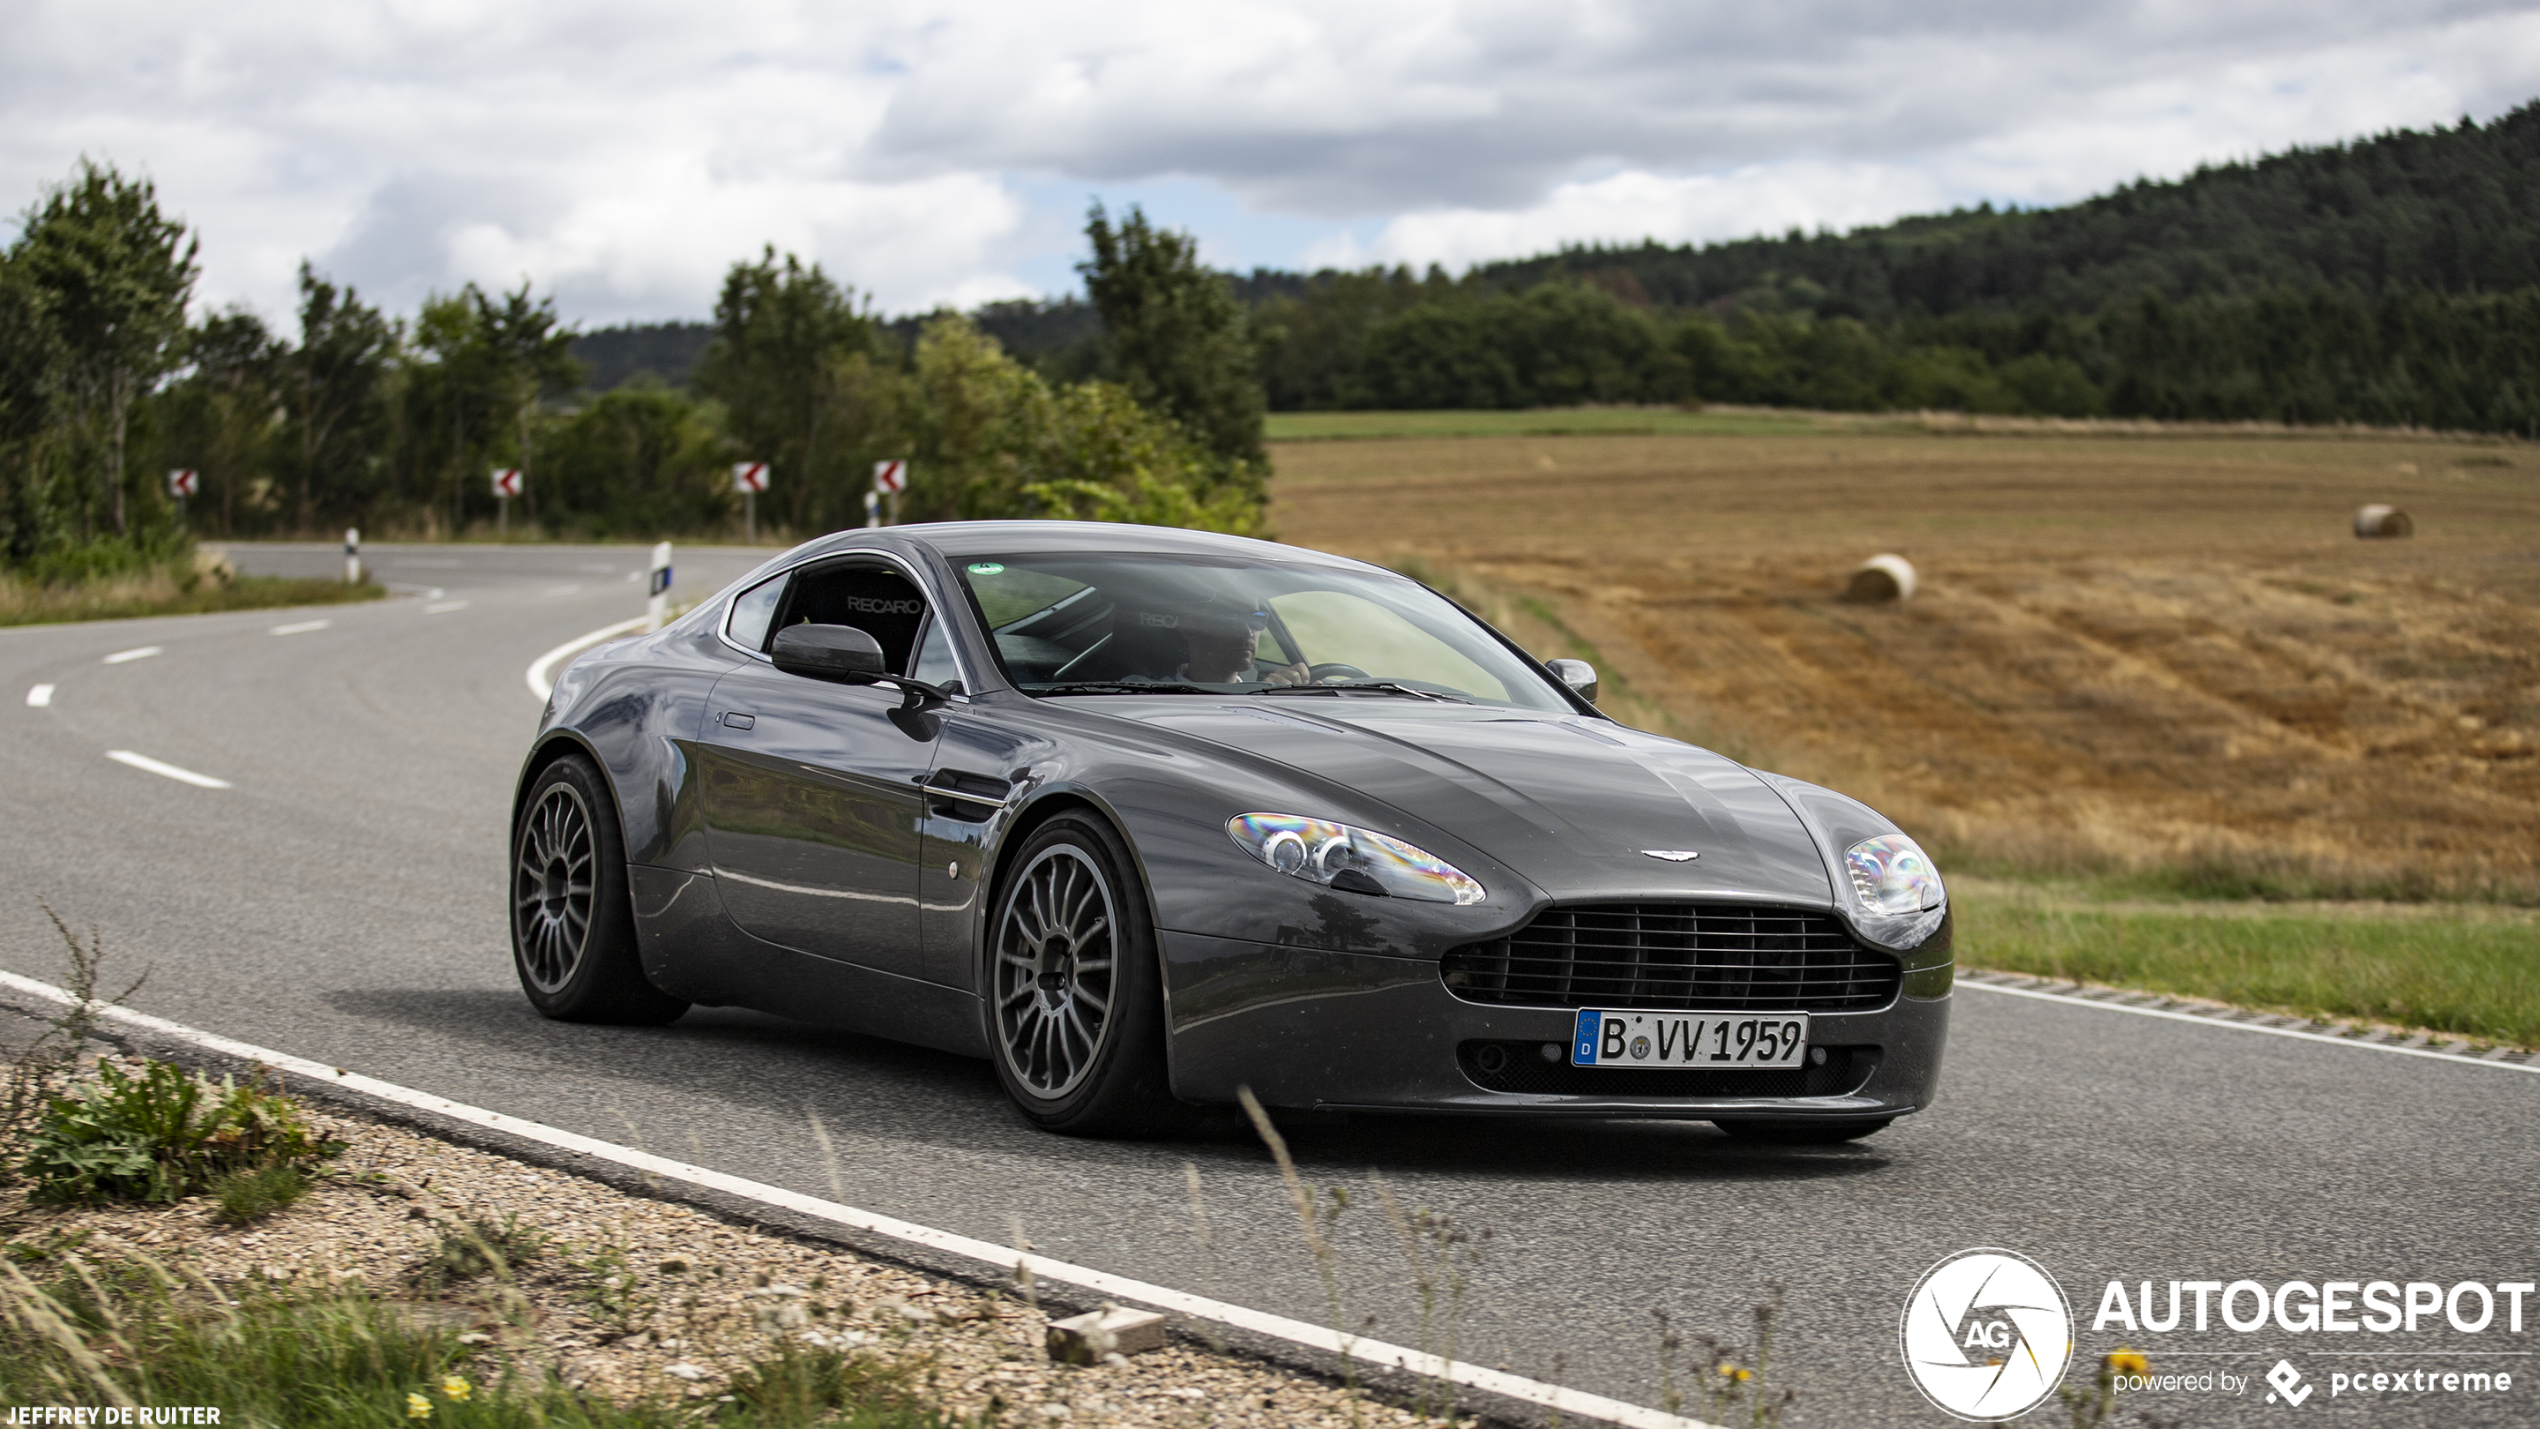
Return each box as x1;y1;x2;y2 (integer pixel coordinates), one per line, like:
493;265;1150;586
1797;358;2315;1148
343;528;361;585
646;541;674;631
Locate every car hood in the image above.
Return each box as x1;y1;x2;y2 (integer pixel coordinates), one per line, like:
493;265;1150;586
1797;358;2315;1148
1100;699;1835;908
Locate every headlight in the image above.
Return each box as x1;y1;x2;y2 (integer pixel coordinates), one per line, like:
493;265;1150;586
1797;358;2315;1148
1226;814;1485;905
1843;833;1946;950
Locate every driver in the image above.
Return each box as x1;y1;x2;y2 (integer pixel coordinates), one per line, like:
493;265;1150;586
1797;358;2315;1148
1178;597;1310;685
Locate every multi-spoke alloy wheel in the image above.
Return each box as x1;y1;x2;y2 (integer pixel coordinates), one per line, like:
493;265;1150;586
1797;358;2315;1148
508;754;687;1025
515;781;596;993
993;844;1120;1099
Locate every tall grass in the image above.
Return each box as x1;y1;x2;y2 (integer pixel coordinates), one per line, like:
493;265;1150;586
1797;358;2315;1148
0;569;385;626
1956;889;2540;1045
0;1254;962;1428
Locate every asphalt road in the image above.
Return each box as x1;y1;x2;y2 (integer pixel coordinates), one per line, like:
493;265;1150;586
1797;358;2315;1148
2;541;2532;1428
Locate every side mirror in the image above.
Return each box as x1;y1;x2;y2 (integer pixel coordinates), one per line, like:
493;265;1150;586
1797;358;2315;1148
771;624;886;683
1547;658;1599;705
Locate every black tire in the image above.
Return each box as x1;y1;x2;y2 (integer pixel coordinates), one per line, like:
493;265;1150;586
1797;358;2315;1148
511;754;688;1025
985;812;1196;1137
1714;1117;1893;1144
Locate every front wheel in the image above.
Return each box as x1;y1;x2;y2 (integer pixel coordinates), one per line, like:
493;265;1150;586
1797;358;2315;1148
511;755;688;1025
986;813;1195;1137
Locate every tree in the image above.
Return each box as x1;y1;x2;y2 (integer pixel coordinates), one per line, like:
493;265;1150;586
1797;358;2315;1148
280;265;395;531
470;282;581;529
1080;205;1267;484
10;160;198;537
162;309;284;535
696;249;892;537
0;251;64;563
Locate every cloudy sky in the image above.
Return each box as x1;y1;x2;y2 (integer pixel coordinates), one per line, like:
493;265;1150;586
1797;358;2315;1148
8;1;2539;327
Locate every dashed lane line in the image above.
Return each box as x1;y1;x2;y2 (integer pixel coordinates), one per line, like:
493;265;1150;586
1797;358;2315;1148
424;600;469;614
24;684;51;707
105;750;232;789
0;968;1714;1429
526;616;651;702
101;646;162;664
269;619;332;635
1959;971;2538;1073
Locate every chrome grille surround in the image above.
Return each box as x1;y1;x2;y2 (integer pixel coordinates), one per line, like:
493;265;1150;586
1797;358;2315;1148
1441;902;1900;1013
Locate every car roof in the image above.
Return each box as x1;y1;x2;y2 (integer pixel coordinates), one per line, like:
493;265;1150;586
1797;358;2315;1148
809;520;1389;575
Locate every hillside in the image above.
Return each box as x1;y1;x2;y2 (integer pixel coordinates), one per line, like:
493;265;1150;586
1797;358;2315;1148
1463;103;2540;319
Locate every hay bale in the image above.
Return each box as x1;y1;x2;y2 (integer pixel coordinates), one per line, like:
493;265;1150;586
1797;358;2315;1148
2354;505;2414;539
1844;553;1917;603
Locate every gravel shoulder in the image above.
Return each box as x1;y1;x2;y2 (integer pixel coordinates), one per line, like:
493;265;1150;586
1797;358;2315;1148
5;1053;1443;1429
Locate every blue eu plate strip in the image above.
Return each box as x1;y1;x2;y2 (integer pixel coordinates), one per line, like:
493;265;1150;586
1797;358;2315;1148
1573;1009;1601;1065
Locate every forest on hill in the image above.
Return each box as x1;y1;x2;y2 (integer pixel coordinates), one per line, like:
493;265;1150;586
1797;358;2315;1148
577;101;2540;435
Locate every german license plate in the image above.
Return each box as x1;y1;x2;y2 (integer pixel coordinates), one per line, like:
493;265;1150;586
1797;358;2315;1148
1570;1009;1810;1069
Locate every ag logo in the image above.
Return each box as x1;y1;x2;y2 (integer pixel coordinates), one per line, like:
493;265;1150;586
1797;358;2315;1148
1900;1248;2073;1420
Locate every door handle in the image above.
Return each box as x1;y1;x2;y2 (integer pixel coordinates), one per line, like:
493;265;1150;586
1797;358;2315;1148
721;711;756;729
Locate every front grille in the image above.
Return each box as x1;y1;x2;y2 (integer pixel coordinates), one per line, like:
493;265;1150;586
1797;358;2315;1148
1456;1041;1878;1097
1441;902;1899;1013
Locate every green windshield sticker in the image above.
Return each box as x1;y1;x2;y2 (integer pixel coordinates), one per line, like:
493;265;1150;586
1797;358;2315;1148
968;562;1005;575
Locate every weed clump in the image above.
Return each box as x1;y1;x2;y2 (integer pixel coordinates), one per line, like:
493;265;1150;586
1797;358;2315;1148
419;1213;547;1288
19;1059;342;1206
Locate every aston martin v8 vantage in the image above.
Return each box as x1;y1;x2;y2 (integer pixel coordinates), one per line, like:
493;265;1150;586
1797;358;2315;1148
511;522;1951;1138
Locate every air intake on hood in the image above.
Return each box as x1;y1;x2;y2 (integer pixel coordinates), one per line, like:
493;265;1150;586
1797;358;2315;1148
1441;903;1899;1013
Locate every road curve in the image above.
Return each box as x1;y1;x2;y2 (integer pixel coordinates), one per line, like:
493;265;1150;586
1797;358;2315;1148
1;541;2531;1428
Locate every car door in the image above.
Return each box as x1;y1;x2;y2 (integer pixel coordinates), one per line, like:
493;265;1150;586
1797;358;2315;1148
699;556;942;979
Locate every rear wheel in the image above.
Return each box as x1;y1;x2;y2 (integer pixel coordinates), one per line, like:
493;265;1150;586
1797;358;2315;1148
511;755;687;1025
1714;1117;1893;1144
987;813;1195;1137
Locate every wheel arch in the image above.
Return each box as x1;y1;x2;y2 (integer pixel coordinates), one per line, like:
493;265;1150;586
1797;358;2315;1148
512;731;616;838
975;786;1178;1067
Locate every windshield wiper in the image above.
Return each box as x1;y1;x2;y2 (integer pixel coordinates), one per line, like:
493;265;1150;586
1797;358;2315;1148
1255;682;1465;703
1031;681;1219;696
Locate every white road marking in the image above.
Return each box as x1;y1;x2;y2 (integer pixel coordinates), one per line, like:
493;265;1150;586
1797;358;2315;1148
101;646;162;664
526;616;651;701
269;619;331;635
25;684;54;708
105;750;232;789
544;584;581;597
1960;976;2539;1073
0;968;1714;1429
424;600;469;614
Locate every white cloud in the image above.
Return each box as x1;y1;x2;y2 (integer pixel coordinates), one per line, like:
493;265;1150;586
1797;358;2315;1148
2;0;2534;324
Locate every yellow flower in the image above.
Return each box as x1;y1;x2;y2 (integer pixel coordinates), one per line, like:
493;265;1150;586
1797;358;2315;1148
2106;1349;2151;1376
441;1376;473;1402
406;1392;433;1419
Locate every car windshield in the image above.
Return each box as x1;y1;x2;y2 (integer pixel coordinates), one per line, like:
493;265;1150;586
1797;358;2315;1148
954;550;1570;711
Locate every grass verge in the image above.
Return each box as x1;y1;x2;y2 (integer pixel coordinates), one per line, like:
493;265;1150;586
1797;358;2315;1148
0;571;385;627
0;1263;953;1429
1954;882;2540;1047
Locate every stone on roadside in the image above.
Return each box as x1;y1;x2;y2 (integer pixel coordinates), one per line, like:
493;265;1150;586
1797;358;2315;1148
1046;1304;1167;1365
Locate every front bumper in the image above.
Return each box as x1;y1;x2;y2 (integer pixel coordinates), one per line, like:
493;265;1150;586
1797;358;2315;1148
1159;930;1949;1119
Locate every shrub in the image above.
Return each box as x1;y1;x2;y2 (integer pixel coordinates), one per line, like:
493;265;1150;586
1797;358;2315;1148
19;1060;342;1205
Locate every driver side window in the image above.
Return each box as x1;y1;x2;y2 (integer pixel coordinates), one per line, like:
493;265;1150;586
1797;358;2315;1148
772;562;930;674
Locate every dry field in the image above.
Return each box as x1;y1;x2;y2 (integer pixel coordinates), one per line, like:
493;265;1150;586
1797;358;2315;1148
1269;420;2540;903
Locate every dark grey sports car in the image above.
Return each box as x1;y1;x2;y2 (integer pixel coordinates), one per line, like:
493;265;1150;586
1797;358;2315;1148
512;522;1951;1138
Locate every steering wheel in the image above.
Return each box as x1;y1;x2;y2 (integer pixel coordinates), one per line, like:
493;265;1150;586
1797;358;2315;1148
1306;663;1372;683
